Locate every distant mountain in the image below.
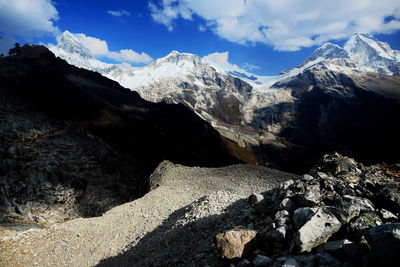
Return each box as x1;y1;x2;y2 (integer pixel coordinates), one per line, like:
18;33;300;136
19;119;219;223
49;31;400;172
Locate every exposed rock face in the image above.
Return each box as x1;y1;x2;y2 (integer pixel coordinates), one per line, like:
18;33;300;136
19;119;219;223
215;153;400;266
0;44;239;227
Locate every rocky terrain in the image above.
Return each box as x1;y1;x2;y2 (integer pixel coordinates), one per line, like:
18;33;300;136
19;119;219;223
1;153;399;266
215;153;400;267
0;44;239;228
0;162;297;266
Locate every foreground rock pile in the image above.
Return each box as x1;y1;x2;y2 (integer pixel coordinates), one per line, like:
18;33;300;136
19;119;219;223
215;153;400;266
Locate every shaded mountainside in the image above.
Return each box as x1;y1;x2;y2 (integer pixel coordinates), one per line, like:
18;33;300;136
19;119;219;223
0;45;240;226
252;68;400;171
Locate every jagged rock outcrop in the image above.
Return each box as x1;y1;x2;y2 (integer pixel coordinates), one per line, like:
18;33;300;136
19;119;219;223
215;153;400;266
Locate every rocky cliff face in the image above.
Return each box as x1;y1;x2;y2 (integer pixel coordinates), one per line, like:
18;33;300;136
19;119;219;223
0;44;239;227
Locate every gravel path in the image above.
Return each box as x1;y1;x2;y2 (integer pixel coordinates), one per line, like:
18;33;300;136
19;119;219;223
0;162;297;266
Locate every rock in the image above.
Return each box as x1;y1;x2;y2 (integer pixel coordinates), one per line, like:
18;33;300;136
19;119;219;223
322;239;352;252
342;195;374;212
296;184;321;207
282;258;300;267
340;174;360;185
293;208;341;252
237;258;252;267
376;187;400;213
315;252;341;267
292;207;317;229
281;180;295;190
347;212;382;233
249;193;267;213
380;209;398;221
279;198;294;211
330;195;373;224
302;174;314;181
215;228;257;259
341;241;370;261
266;226;286;242
249;193;264;208
253;255;273;267
363;223;400;266
275;210;290;221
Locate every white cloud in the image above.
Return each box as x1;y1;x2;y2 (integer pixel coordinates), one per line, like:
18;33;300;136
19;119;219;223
108;49;153;64
73;33;109;56
63;32;153;64
203;51;239;70
0;0;59;38
149;0;192;31
107;9;131;17
149;0;400;51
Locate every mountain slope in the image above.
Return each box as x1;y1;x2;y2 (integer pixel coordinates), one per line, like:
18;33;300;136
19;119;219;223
49;32;400;172
0;44;240;226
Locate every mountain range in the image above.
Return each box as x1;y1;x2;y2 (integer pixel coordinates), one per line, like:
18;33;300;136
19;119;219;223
49;32;400;172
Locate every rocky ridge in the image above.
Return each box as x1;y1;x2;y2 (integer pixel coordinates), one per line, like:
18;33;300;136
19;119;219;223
215;153;400;266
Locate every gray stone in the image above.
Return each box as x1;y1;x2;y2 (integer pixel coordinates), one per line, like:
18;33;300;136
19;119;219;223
302;174;314;181
363;223;400;266
347;212;382;232
293;208;341;252
275;210;290;221
322;239;352;252
330;195;373;224
279;198;294;211
315;252;341;267
281;180;295;190
282;258;300;267
237;258;252;267
253;255;273;267
292;207;317;230
296;184;321;207
267;226;286;242
380;208;398;221
249;193;264;208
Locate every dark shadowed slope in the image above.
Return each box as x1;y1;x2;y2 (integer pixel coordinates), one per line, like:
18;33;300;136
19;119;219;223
0;45;240;225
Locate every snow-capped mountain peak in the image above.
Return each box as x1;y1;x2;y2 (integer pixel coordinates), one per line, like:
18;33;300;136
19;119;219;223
56;31;93;59
50;31;118;75
301;43;349;66
343;33;400;74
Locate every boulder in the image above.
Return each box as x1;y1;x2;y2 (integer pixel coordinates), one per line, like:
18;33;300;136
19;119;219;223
253;255;273;267
296;184;321;207
293;208;341;252
363;223;400;266
215;228;257;259
292;207;317;230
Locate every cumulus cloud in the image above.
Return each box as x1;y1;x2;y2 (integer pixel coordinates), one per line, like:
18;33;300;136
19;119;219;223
107;9;131;17
149;0;400;51
203;51;239;70
149;0;192;31
0;0;59;38
63;32;153;64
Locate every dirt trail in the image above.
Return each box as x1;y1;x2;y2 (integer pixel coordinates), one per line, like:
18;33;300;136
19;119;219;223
0;162;296;266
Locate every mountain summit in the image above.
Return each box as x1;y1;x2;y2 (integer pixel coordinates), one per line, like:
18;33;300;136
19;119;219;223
343;33;400;74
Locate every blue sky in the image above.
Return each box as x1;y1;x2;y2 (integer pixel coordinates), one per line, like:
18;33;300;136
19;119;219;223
1;0;400;75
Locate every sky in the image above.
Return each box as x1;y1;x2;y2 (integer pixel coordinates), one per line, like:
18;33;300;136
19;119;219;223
1;0;400;75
